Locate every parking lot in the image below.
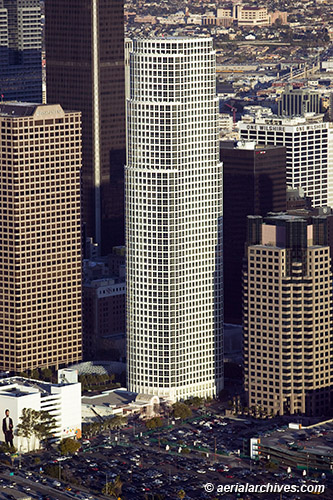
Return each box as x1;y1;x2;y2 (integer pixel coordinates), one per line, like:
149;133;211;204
2;412;330;500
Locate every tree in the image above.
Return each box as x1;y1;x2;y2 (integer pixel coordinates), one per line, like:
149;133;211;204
184;397;204;408
58;438;81;456
34;410;57;442
104;415;127;431
40;367;53;382
102;475;123;497
146;417;163;430
30;369;39;380
16;408;34;442
17;408;57;451
43;464;59;479
172;403;192;420
0;442;16;454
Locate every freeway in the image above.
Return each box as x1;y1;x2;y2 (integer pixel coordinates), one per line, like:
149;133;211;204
0;471;100;500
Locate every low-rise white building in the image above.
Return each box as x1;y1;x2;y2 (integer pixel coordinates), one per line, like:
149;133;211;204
82;389;160;421
0;369;81;452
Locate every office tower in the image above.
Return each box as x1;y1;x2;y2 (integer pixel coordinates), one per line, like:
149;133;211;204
83;278;125;360
126;38;223;401
83;247;125;360
329;92;333;122
243;215;332;416
125;38;133;102
278;85;322;116
221;141;286;324
286;186;312;211
0;102;82;372
45;0;126;253
239;114;333;208
0;0;42;102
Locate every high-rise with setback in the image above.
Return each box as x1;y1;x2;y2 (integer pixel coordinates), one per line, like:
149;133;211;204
45;0;126;253
0;102;82;372
126;38;223;401
243;215;332;416
0;0;42;102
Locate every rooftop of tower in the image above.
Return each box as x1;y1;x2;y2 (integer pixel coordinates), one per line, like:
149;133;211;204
0;102;76;119
0;102;41;117
132;37;213;52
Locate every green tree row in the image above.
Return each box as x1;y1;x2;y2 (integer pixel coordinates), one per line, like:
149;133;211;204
83;415;127;438
79;373;120;391
18;367;54;382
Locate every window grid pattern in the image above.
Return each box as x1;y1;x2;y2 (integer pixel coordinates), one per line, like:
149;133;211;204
0;106;82;372
126;38;223;401
243;245;332;416
239;120;333;209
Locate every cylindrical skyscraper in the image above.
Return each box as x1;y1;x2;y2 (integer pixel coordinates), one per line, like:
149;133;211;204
126;38;223;401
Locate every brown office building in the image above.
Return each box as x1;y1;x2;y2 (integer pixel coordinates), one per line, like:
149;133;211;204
221;141;286;324
243;215;332;416
0;102;82;372
83;278;125;360
45;0;126;254
82;246;125;360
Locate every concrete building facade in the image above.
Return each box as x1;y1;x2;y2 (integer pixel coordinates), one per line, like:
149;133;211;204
278;86;322;117
0;103;82;372
243;215;332;416
126;38;223;402
83;278;126;360
0;369;81;451
239;114;333;209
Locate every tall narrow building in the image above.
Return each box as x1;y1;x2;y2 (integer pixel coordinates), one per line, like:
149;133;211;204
0;102;82;372
243;215;332;416
221;140;286;324
0;0;42;102
126;38;223;401
45;0;126;253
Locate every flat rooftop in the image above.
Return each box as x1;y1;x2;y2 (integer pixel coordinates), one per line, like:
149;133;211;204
260;423;333;458
0;102;41;117
82;388;136;408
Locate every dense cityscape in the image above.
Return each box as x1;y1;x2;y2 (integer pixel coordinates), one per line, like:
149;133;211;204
0;0;333;499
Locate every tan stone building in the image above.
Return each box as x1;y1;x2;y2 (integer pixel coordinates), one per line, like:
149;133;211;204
243;215;332;416
0;102;82;372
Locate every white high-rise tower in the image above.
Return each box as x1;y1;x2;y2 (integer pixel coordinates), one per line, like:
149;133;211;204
126;38;223;401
